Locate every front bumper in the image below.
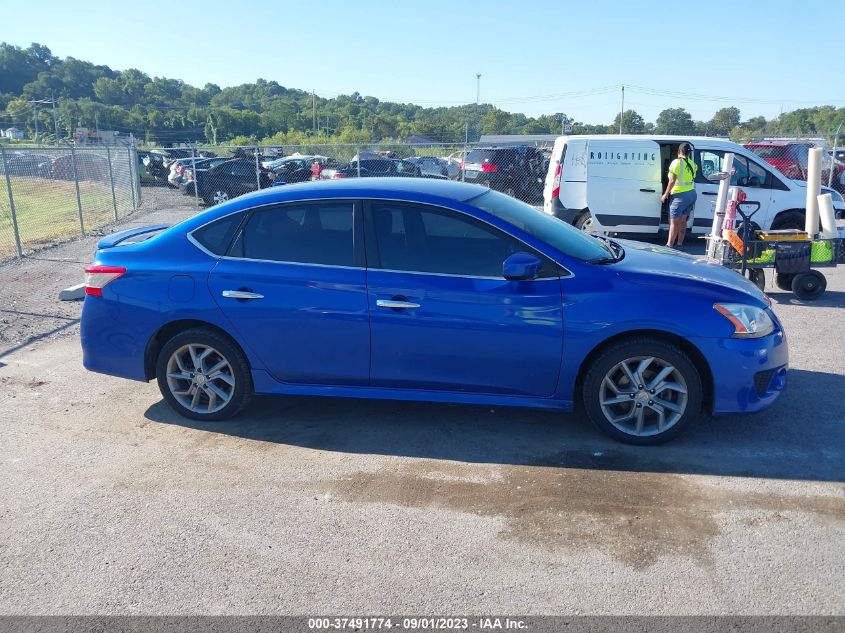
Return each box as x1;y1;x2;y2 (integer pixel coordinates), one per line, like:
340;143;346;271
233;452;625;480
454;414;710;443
692;327;788;414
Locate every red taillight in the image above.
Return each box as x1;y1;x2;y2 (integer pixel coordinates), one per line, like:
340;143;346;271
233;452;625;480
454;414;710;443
84;265;126;297
459;161;465;169
551;162;562;198
332;172;348;179
481;163;498;173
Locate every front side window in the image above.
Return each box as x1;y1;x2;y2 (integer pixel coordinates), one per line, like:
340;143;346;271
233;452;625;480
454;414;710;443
371;202;555;278
231;202;355;266
467;190;612;262
696;150;770;188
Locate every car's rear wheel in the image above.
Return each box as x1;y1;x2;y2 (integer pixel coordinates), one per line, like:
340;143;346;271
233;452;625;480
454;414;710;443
156;328;253;421
581;338;703;445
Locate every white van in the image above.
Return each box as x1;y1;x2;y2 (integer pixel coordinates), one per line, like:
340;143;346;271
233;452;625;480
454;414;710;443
542;135;845;235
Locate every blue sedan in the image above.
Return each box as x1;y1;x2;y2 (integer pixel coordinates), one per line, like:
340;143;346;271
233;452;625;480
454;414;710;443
80;178;788;444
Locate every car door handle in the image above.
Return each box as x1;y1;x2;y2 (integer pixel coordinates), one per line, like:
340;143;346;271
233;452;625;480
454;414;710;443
222;290;264;300
702;191;718;196
376;299;420;309
639;188;656;192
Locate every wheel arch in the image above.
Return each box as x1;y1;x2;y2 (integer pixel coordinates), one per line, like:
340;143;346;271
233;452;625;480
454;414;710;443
144;319;250;381
573;329;714;413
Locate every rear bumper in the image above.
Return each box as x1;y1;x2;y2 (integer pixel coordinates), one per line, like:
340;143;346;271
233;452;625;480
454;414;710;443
81;296;151;382
691;327;788;414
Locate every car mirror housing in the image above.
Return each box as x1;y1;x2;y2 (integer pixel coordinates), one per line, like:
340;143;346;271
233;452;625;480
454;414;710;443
503;252;542;281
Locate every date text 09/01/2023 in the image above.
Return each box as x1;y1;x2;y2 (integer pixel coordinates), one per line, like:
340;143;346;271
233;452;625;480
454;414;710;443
307;617;528;630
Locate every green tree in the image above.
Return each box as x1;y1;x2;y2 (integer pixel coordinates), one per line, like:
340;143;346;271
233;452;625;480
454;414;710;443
655;108;696;135
709;107;741;136
612;109;645;134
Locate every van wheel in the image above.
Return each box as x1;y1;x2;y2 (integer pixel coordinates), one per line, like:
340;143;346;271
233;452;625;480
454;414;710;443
581;338;702;445
575;211;595;233
771;211;804;231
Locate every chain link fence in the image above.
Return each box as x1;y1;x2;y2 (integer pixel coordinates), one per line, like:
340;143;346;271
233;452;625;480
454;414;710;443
0;143;140;260
741;136;845;193
150;141;552;210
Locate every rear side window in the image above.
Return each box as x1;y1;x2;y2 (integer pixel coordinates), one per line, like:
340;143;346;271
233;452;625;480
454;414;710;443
231;203;355;266
231;163;254;177
191;213;243;256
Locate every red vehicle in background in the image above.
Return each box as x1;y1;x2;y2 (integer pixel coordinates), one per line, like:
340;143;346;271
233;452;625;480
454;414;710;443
744;141;845;193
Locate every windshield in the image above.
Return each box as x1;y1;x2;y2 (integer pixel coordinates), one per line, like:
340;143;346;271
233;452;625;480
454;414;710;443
467;190;613;262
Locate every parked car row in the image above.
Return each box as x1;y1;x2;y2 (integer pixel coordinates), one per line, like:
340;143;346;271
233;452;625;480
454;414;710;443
0;150;115;181
744;141;845;193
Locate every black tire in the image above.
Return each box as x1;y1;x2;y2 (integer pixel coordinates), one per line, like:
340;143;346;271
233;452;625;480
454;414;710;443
775;273;794;291
770;211;804;231
156;328;253;421
574;211;594;232
791;270;826;301
581;337;703;445
744;268;765;291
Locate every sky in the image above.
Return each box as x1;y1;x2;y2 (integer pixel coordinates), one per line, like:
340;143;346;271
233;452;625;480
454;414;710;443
3;0;843;126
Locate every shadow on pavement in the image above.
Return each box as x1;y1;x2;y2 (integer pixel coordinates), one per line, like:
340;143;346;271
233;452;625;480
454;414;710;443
145;368;845;483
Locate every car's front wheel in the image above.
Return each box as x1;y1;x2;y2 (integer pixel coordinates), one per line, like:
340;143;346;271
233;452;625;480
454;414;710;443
156;328;253;421
581;338;703;445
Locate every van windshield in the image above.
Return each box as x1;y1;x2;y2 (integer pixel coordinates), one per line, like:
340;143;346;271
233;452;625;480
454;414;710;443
467;190;613;262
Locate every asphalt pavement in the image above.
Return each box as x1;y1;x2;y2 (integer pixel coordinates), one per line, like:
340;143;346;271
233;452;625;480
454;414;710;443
0;190;843;615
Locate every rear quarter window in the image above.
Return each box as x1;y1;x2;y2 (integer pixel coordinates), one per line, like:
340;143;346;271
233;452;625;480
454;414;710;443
191;213;243;256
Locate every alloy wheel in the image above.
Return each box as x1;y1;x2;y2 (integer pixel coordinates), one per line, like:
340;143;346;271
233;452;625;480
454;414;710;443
166;344;235;414
598;355;688;437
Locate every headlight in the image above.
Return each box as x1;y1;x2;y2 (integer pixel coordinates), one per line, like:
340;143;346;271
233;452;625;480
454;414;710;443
714;303;775;338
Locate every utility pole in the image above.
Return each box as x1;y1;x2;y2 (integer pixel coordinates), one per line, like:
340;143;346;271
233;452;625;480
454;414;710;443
475;73;481;141
312;90;316;134
561;114;565;135
51;91;59;140
28;98;52;143
619;85;625;135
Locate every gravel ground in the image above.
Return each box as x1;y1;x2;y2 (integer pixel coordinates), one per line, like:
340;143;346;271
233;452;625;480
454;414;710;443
0;191;843;615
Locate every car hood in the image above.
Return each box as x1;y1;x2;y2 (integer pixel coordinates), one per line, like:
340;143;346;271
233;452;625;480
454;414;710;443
608;239;769;306
791;180;845;205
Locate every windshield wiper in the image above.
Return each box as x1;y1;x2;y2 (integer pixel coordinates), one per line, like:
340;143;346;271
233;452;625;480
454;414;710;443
591;236;624;263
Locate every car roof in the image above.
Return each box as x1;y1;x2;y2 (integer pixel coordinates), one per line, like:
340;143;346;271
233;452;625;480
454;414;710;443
219;178;487;207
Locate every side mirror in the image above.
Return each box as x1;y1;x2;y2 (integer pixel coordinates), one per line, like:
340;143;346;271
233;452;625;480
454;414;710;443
503;252;542;281
707;171;730;182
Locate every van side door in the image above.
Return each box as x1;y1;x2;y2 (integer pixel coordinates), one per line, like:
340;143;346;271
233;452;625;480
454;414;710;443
585;140;662;235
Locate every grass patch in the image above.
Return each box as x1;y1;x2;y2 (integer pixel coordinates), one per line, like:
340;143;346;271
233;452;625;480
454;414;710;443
0;177;123;258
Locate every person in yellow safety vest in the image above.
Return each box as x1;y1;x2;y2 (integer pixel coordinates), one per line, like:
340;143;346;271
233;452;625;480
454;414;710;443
661;142;698;248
